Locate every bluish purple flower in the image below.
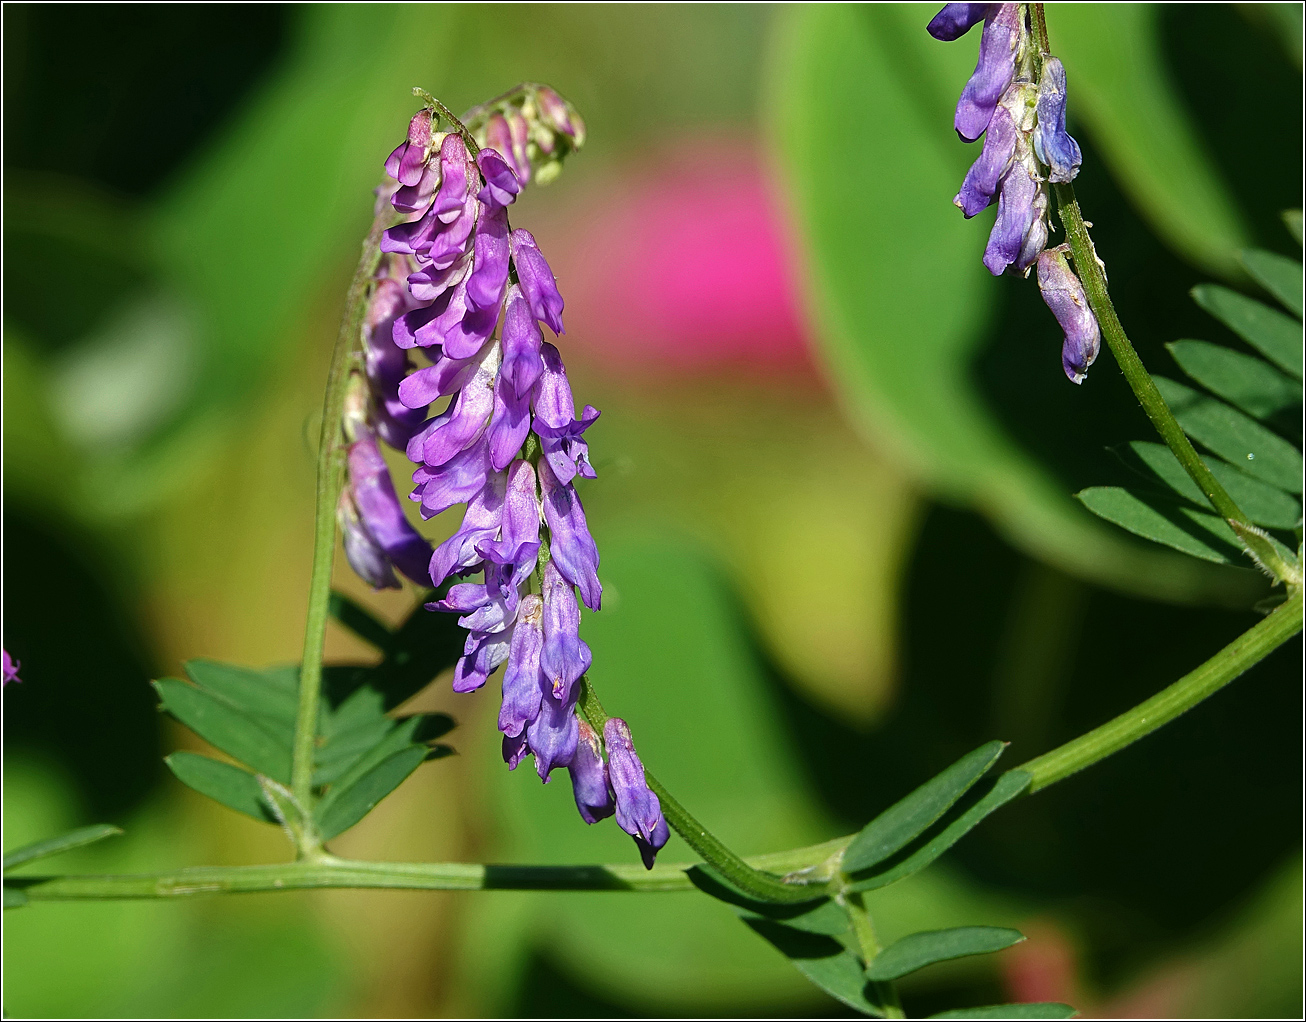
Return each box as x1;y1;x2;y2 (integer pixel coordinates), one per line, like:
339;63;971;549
477;149;523;210
499;594;545;737
1032;57;1082;184
341;432;434;587
982;147;1041;277
526;687;580;780
927;3;991;41
539;559;592;702
954;4;1021;142
533;343;598;485
2;650;20;687
604;718;670;869
511;229;566;335
1037;245;1100;384
428;470;506;585
569;719;615;824
954;99;1017;218
538;458;602;612
477;459;541;591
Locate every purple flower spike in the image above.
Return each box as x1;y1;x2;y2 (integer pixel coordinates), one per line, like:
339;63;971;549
603;718;670;869
428;470;506;585
477;148;522;210
346;434;434;586
501;285;546;397
539;559;593;702
954;100;1017;218
511;230;566;335
569;719;615;824
955;4;1020;142
1033;57;1082;183
982;156;1039;276
499;595;545;737
539;459;603;612
928;3;991;41
1037;246;1100;384
478;459;541;585
3;650;20;687
526;690;580;781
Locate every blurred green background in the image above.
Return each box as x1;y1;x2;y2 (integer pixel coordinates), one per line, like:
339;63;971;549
3;3;1301;1017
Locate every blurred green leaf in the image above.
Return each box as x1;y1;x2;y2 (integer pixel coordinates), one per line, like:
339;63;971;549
1240;249;1303;318
154;678;293;782
4;886;29;909
1191;285;1303;379
865;926;1024;982
767;4;1237;605
1076;487;1241;565
314;745;429;841
851;772;1031;893
929;1003;1075;1020
1051;5;1250;278
1116;442;1302;531
3;824;123;872
1166;341;1301;422
165;752;276;825
741;919;883;1016
1283;210;1303;247
1153;377;1302;492
844;742;1005;875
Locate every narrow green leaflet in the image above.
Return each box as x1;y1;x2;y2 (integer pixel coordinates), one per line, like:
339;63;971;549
328;591;393;650
154;678;293;782
742;919;886;1017
1166;341;1301;421
3;824;123;872
842;741;1005;874
4;886;28;909
1240;249;1303;319
166;752;277;824
314;745;431;840
1153;377;1302;492
851;771;1032;893
1284;210;1303;247
929;1004;1075;1020
1116;442;1302;531
1191;285;1303;379
1076;487;1241;565
865;927;1025;982
185;659;298;726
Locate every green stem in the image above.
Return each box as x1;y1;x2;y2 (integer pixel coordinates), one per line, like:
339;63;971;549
8;839;853;904
576;678;829;904
844;891;905;1019
1033;8;1297;586
291;208;393;824
1019;589;1302;791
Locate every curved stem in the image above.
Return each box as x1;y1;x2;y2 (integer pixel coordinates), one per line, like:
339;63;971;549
576;678;829;904
1033;7;1298;586
291;207;393;824
8;839;854;904
1019;589;1302;791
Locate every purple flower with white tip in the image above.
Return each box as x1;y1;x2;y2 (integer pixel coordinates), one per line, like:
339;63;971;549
604;717;670;869
1038;245;1100;384
953;4;1021;142
1032;56;1082;183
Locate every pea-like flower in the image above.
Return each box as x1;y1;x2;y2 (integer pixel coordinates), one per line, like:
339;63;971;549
1037;245;1101;384
1032;57;1082;184
604;718;671;869
953;4;1021;142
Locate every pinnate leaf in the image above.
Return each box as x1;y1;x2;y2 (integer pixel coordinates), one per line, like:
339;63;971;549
1240;249;1303;319
1191;285;1302;379
314;745;430;840
154;678;293;782
1166;341;1301;422
1153;377;1302;492
1076;487;1241;564
865;926;1025;981
843;741;1005;874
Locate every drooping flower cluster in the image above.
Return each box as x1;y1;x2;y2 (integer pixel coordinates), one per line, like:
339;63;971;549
338;90;668;868
930;4;1100;383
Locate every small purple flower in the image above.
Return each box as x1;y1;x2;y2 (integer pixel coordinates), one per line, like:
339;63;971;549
499;595;545;737
477;459;541;590
1032;57;1082;184
539;559;592;702
1037;245;1101;384
982;145;1042;277
342;433;434;587
477;149;522;210
569;719;615;824
538;458;602;612
954;4;1021;142
511;229;566;335
526;688;580;781
428;470;507;586
954;99;1017;218
604;718;670;869
927;3;991;41
532;343;598;484
2;650;20;687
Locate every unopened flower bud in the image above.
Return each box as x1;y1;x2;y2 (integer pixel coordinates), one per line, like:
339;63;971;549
1037;245;1100;384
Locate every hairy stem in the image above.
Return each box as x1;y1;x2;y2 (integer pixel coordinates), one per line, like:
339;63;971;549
291;207;392;825
844;892;905;1018
576;678;829;904
1019;589;1302;790
8;839;854;904
1033;5;1298;586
